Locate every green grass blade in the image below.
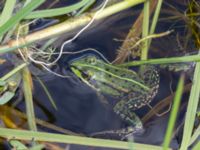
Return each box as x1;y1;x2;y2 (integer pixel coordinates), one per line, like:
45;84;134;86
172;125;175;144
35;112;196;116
0;0;147;54
0;0;45;37
0;91;15;105
0;63;27;81
40;38;57;51
141;0;150;60
24;0;91;19
24;0;32;6
149;0;163;45
0;0;16;41
36;77;57;110
118;54;200;67
192;142;200;150
75;0;95;16
0;0;16;26
180;53;200;150
162;75;185;150
0;128;172;150
22;67;37;131
189;124;200;146
9;139;28;149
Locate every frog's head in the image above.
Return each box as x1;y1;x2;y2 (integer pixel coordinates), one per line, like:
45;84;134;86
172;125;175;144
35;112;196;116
69;55;102;82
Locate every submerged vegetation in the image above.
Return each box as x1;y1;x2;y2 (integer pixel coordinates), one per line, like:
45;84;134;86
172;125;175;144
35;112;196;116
0;0;200;150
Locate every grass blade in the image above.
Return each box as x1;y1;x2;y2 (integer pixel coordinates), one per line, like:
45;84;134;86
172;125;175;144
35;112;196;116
141;0;150;60
9;140;28;149
0;0;16;41
118;54;200;67
0;128;172;150
0;0;146;54
149;0;163;45
0;0;45;37
0;63;26;81
180;53;200;150
0;91;15;105
22;67;37;131
189;124;200;146
24;0;90;19
162;75;185;150
0;0;16;26
75;0;96;16
192;142;200;150
36;77;57;110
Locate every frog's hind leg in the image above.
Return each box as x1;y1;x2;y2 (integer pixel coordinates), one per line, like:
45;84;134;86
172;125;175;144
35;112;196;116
90;126;142;140
90;100;143;140
113;100;143;130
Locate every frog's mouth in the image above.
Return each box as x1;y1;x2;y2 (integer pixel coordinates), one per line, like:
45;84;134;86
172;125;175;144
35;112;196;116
70;66;91;81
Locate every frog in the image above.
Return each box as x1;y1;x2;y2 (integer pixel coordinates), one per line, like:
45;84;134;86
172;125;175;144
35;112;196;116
69;54;159;138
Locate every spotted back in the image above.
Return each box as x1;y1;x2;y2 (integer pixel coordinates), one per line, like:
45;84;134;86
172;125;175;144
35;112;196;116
123;65;160;110
139;65;159;106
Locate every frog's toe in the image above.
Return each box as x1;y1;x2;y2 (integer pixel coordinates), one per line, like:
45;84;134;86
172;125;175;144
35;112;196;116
89;126;144;140
121;126;145;140
127;126;144;135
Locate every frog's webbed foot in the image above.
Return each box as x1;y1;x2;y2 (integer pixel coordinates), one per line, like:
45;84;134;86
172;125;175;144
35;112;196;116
90;126;144;140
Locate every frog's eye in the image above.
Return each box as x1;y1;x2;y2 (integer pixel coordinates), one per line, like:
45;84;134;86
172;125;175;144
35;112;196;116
88;57;97;64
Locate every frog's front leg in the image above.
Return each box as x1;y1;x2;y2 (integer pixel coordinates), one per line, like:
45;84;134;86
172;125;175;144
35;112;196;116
113;100;143;131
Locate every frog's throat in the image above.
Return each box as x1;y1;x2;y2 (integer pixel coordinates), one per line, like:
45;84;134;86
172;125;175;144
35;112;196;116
76;64;150;91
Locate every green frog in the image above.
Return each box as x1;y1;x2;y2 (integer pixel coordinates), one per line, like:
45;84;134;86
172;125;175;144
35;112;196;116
69;55;159;138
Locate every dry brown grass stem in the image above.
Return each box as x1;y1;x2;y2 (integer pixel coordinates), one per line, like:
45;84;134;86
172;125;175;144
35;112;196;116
114;0;158;64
